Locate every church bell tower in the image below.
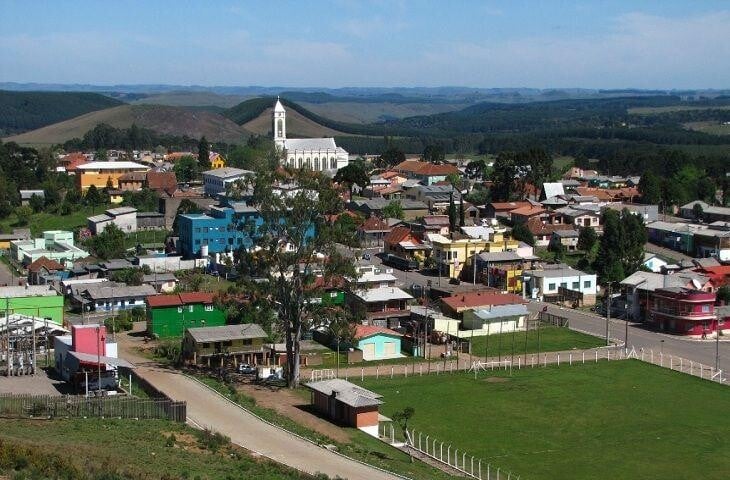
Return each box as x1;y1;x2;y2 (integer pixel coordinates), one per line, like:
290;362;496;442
273;96;286;148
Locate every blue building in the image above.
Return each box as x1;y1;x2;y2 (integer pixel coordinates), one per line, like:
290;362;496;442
178;202;262;259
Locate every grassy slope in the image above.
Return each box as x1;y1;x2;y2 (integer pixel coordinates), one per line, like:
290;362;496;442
132;91;250;108
0;418;311;479
299;101;467;124
0;204;112;237
360;361;730;480
0;90;124;135
467;325;605;358
4;104;249;145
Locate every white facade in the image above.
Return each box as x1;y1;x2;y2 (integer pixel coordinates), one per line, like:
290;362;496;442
202;167;253;196
273;98;349;172
525;267;598;303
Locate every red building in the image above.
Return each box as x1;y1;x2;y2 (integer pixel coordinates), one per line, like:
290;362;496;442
305;378;383;436
649;288;725;336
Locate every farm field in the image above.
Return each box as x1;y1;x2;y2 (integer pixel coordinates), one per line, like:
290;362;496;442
0;417;311;479
360;360;730;480
467;325;605;359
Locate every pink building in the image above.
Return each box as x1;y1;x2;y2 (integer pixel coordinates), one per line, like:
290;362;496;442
649;288;727;337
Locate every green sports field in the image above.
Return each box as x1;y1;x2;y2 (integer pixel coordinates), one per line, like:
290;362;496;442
467;325;605;359
360;360;730;480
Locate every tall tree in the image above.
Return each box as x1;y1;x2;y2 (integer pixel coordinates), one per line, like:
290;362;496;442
595;209;625;283
490;152;517;201
235;168;356;388
198;136;211;170
459;194;465;227
84;184;102;207
423;144;445;163
696;177;716;204
173;155;200;183
377;147;405;169
510;222;535;246
448;191;457;232
333;162;369;199
638;171;662;204
577;226;598;252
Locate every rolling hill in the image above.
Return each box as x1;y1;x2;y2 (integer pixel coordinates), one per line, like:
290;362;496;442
225;97;350;137
4;104;249;146
132;91;250;108
0;90;124;136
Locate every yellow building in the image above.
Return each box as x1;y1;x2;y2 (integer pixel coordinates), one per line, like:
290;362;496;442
430;230;519;279
209;152;226;169
75;161;150;192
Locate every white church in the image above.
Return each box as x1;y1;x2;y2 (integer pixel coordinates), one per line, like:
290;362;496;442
272;98;349;172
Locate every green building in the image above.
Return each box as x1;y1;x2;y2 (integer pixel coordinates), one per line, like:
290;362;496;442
0;286;64;324
145;292;225;338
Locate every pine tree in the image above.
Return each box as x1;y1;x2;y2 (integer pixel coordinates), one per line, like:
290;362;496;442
458;194;465;227
448;191;457;232
198;136;211;170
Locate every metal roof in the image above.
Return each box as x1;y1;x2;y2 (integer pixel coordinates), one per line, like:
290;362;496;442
305;379;383;408
68;351;135;368
353;287;413;303
472;304;529;320
187;323;267;343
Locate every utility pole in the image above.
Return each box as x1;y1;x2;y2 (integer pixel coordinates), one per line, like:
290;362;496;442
716;309;721;373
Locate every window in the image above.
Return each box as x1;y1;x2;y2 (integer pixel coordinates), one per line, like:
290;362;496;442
203;227;209;233
195;239;200;245
202;343;210;348
205;305;214;311
560;282;567;288
330;292;338;298
177;307;183;313
548;283;556;291
331;157;336;169
584;280;591;289
242;339;252;346
195;228;201;233
572;281;579;289
314;157;320;170
189;305;194;312
702;304;710;313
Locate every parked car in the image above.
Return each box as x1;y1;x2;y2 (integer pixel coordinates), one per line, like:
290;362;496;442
237;363;256;374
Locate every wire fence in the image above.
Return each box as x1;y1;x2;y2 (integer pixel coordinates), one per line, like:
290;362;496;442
379;423;520;480
0;393;187;422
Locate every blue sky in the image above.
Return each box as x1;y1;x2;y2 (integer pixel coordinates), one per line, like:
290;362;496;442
1;0;729;88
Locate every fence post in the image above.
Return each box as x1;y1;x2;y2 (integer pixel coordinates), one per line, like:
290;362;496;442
487;463;491;480
582;352;585;364
543;354;547;367
361;368;364;381
595;351;598;363
376;366;379;379
479;460;482;480
463;452;467;471
680;357;683;372
660;353;663;367
447;445;451;465
569;353;572;366
690;361;694;376
651;349;654;364
518;357;521;369
404;365;408;378
700;365;704;379
437;364;440;375
440;442;443;462
390;424;395;443
454;449;458;468
607;350;610;361
471;456;474;476
391;366;394;378
557;353;560;366
420;364;423;376
669;356;672;370
418;431;422;451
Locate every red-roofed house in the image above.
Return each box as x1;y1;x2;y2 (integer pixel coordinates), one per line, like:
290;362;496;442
510;204;547;224
526;218;575;246
484;201;532;219
27;256;65;285
393;160;460;185
383;226;430;260
146;171;178;194
357;216;392;247
441;291;526;318
354;325;403;361
694;265;730;288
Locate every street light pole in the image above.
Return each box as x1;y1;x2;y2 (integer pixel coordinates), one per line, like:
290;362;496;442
605;282;612;346
715;309;721;373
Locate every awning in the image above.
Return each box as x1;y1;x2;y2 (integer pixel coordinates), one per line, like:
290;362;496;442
68;351;135;369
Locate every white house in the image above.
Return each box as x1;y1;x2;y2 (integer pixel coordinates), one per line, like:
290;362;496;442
641;252;669;273
202;167;253;196
88;206;138;234
523;265;598;306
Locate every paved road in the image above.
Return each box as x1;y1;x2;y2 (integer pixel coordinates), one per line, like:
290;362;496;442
117;327;401;480
528;302;730;370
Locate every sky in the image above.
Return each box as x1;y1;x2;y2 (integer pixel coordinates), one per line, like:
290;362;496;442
1;0;729;89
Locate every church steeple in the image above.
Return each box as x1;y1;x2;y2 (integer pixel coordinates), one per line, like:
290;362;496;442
273;96;286;147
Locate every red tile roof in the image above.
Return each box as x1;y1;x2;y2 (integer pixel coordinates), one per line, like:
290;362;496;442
27;256;65;273
146;171;177;192
489;201;531;212
393;160;460;176
355;325;402;339
146;292;215;308
359;216;391;233
441;291;526;311
384;226;414;245
510;205;546;217
526;218;575;236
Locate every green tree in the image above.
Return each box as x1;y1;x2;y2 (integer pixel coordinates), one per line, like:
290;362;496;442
94;149;108;161
722;174;729;207
696;177;716;204
447;192;457;231
692;202;704;221
595;209;624;283
522;148;552;199
459;195;465;227
333;162;369;199
110;268;143;286
577;226;598;252
28;194;44;213
84;184;102;207
423;144;445;163
382;200;404;220
197;137;211;170
510;222;535;246
377;146;405;169
392;406;416;455
88;223;126;259
465;159;487;180
14;205;33;226
717;285;730;304
638;171;662;204
173;155;200;183
235;168;356;388
490;152;517;201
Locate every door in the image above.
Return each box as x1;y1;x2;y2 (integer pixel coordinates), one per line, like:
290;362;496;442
362;342;376;360
383;341;397;356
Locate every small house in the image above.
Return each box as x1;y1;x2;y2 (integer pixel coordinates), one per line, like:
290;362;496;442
182;323;268;367
305;378;383;436
142;272;178;293
146;292;224;337
354;325;403;361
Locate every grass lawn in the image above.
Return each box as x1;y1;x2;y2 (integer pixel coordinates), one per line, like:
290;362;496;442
534;247;584;268
195;374;453;480
0;417;312;479
359;360;730;480
0;204;113;237
468;325;605;358
124;229;170;249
